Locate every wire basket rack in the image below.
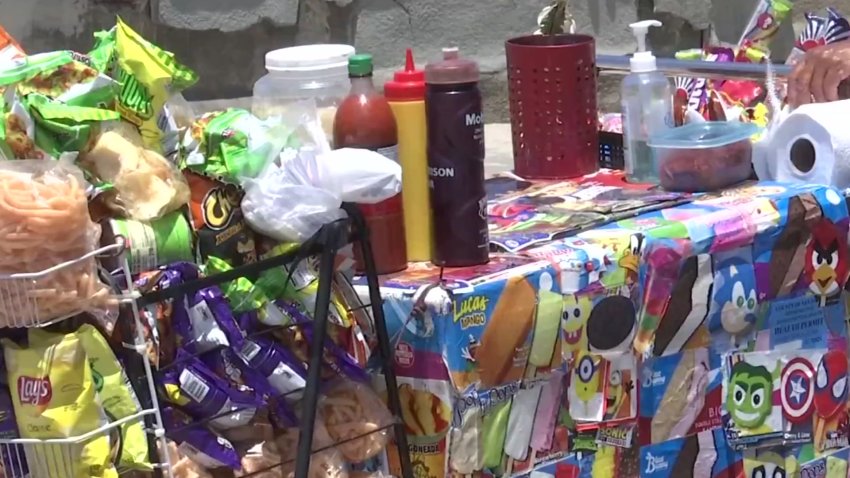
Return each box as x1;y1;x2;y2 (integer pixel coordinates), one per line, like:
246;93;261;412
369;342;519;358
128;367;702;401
0;240;173;478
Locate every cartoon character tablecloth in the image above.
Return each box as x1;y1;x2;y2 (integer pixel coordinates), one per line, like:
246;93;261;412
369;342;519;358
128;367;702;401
358;177;850;478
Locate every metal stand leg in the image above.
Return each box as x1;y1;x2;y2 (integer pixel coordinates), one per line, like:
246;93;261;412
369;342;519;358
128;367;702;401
346;205;414;478
294;225;342;478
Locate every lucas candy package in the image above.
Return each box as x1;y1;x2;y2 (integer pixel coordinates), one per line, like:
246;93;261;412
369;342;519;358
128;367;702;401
639;348;722;446
640;429;741;478
2;331;118;478
35;325;151;472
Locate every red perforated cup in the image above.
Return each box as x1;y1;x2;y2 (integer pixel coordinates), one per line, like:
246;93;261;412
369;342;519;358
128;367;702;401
506;34;598;179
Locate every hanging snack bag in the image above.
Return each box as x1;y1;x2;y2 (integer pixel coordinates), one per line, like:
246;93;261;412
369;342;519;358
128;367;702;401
162;406;241;470
318;378;393;463
88;17;198;152
0;383;28;477
171;282;246;354
235;336;308;403
45;325;150;472
181;108;293;185
161;350;260;431
185;171;258;266
2;331;118;478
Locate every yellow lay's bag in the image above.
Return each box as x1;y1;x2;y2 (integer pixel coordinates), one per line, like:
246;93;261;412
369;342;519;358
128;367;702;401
30;325;152;472
2;331;118;478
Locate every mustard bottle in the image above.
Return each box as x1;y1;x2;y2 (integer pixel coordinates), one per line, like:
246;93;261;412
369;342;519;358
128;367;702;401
384;49;432;262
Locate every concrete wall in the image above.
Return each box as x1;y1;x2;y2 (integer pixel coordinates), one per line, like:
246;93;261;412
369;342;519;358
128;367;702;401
2;0;849;120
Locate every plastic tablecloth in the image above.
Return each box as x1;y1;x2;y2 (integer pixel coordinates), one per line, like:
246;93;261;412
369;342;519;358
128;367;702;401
358;173;850;478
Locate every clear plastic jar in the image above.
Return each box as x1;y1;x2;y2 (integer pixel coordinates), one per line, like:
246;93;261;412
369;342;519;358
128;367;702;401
252;44;355;139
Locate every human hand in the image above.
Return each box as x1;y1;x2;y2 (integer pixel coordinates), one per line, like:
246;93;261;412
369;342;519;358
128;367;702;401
788;41;850;107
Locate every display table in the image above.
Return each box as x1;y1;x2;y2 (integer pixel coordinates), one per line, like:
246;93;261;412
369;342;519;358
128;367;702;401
358;173;850;478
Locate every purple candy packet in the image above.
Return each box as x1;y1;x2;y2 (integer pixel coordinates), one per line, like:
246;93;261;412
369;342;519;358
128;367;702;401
300;323;370;384
162;406;241;470
174;286;246;354
201;346;299;428
236;336;307;402
0;385;27;477
162;350;260;430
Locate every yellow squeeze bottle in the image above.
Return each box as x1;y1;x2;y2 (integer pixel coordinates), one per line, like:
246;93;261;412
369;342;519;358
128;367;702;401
385;49;432;261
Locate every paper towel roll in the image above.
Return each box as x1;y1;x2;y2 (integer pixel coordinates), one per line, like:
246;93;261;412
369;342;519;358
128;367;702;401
758;99;850;189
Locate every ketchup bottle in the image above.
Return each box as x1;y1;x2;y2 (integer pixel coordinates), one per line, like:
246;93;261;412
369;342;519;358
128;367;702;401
334;54;408;275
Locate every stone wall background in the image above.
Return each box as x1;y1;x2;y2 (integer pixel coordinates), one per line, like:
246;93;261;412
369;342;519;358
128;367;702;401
3;0;848;119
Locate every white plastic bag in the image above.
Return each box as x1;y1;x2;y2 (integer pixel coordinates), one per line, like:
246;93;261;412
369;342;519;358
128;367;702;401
241;163;345;243
280;147;402;204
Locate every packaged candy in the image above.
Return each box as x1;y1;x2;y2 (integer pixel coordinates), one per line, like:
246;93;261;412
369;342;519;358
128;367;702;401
236;336;307;403
2;331;118;478
318;378;393;463
200;346;298;428
88;18;198;152
0;383;28;477
161;350;260;431
171;280;246;355
787;9;850;65
62;324;150;471
181;108;293;185
185;171;258;266
737;0;793;56
162;406;241;470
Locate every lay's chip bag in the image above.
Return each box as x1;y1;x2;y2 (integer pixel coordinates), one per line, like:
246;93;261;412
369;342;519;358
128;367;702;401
29;325;151;473
89;17;198;152
2;331;118;478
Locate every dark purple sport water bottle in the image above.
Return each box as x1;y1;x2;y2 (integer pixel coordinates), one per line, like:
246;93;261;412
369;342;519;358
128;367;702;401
425;47;489;267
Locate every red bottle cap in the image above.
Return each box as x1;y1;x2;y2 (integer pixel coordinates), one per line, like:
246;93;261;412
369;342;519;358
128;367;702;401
384;49;425;102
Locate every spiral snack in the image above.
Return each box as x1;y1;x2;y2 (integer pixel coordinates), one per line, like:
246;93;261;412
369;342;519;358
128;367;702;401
0;160;112;327
318;379;392;463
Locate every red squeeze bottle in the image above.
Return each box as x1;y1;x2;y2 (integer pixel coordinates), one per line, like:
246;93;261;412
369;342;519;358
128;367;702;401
333;54;408;275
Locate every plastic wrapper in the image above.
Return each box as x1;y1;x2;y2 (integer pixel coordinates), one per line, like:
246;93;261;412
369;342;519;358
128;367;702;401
204;255;289;314
0;383;27;477
597;113;622;134
26;93;120;160
2;330;118;478
181;108;293;184
236;336;307;403
0;24;25;63
162;350;260;431
88;18;198;152
0;160;113;327
17;50;118;108
259;422;349;478
186;171;258;266
201;346;299;428
318;378;393;463
32;324;151;472
135;265;199;367
162;407;241;471
170;278;245;354
737;0;793;56
279;147;403;204
241;160;345;243
293;323;371;384
786;8;850;65
79;121;191;221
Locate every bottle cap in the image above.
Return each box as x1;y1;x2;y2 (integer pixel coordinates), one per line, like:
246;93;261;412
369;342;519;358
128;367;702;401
628;20;662;73
425;47;479;85
348;54;374;77
385;49;426;101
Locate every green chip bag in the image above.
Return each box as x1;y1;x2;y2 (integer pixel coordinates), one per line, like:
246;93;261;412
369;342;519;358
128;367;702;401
181;108;294;184
26;93;120;159
17;51;118;109
90;18;198;152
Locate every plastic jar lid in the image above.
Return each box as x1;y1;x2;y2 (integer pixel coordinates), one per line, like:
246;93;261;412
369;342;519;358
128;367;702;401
265;44;355;73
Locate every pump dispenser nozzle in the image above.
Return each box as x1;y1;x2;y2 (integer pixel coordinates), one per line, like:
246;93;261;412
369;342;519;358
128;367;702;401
628;20;663;73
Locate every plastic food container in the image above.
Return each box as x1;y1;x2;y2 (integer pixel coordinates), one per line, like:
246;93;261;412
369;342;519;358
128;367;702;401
648;121;761;192
253;44;355;138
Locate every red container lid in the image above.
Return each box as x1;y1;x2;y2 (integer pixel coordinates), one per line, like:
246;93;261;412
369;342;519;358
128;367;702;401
384;49;425;101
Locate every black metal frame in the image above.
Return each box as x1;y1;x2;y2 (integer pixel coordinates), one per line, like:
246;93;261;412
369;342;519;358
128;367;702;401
132;205;413;478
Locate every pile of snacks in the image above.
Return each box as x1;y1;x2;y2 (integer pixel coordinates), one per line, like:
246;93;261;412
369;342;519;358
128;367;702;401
0;17;399;478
